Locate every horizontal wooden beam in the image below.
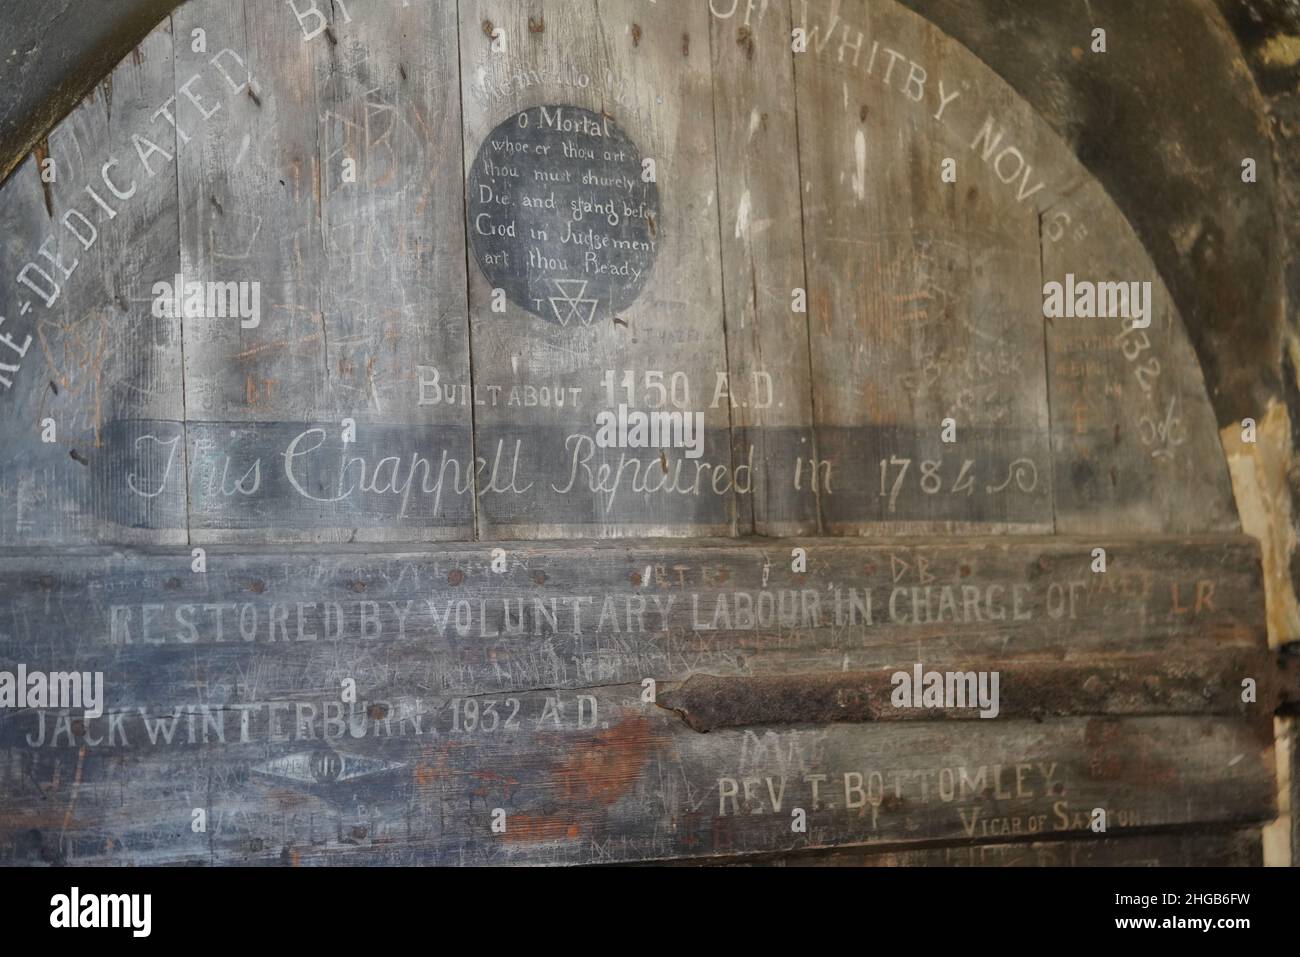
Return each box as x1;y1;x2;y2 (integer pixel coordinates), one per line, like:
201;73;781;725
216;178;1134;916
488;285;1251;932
0;534;1274;865
671;828;1264;868
656;652;1278;731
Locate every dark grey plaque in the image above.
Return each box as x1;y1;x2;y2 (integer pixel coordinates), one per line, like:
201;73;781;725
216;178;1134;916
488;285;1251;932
467;105;660;326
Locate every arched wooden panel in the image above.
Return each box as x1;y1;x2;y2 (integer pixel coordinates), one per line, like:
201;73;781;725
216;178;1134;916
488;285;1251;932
0;0;1272;867
0;0;1238;546
1043;178;1238;535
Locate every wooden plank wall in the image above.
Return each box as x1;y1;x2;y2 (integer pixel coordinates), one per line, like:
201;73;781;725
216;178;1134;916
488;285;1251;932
0;0;1267;866
0;25;185;545
793;1;1053;535
1043;179;1239;535
457;0;735;539
0;0;1238;547
0;536;1276;865
711;0;820;538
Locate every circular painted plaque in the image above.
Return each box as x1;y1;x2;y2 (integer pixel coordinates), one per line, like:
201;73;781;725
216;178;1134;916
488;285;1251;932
467;105;661;326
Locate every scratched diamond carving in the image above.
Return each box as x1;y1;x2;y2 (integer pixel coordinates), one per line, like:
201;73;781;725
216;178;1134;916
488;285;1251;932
253;748;403;786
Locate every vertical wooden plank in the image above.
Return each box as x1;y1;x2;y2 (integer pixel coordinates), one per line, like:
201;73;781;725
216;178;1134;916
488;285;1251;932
710;0;820;536
1043;179;1238;535
458;0;734;539
170;0;479;542
173;0;328;541
792;0;1053;535
457;0;604;542
313;0;476;542
0;23;186;544
0;163;56;544
175;0;326;423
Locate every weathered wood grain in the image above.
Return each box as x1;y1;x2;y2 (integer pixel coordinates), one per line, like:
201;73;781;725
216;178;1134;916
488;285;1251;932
0;22;186;545
0;0;1241;548
457;0;734;539
0;535;1265;696
1043;179;1239;535
169;0;483;544
710;0;820;537
0;535;1274;864
0;694;1273;865
174;0;326;428
679;829;1264;867
0;0;1270;870
792;0;1053;535
657;654;1277;730
173;0;360;546
313;0;475;543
